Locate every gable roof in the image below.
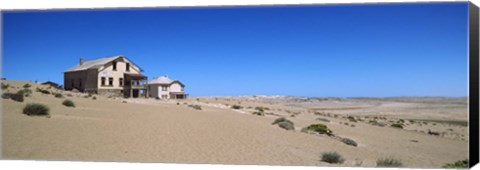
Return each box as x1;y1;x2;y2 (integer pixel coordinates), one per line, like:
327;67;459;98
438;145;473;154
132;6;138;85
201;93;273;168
64;55;143;72
148;75;185;87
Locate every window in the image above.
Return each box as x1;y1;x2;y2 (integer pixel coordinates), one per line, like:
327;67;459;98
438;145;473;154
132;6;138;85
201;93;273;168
79;79;82;88
162;85;168;91
119;78;123;86
109;77;113;86
101;77;106;86
126;63;130;71
112;61;117;71
71;79;74;87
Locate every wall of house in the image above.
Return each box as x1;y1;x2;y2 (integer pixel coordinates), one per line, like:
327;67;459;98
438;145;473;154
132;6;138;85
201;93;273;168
157;85;170;99
148;84;159;98
170;83;183;92
97;58;141;90
84;69;99;93
64;70;98;93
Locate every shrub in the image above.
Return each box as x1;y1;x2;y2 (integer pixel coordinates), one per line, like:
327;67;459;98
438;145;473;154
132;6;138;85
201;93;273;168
272;117;293;125
376;158;403;167
341;137;358;147
252;111;265;116
390;123;404;129
231;105;243;109
23;103;49;116
304;124;333;135
255;106;269;112
369;120;386;127
66;93;73;97
442;159;468;168
92;96;97;100
321;152;345;164
1;92;12;99
271;117;294;130
347;116;357;122
316;117;330;122
21;88;32;95
278;121;295;130
54;93;63;98
62;99;75;107
1;83;9;90
37;88;50;94
10;93;24;102
189;104;202;110
23;83;31;88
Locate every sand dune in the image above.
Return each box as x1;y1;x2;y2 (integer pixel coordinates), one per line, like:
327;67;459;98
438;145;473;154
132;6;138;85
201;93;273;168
1;80;469;168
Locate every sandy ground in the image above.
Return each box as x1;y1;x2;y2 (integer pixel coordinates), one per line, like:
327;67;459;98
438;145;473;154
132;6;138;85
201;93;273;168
1;80;469;168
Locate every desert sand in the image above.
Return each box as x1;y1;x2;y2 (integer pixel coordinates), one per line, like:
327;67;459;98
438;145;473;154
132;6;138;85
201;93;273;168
1;80;469;168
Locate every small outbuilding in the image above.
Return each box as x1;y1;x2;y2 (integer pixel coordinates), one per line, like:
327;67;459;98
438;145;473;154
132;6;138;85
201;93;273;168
147;75;187;99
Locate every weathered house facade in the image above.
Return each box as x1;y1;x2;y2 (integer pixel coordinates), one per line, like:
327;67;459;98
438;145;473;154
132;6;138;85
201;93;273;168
64;55;148;98
147;75;187;99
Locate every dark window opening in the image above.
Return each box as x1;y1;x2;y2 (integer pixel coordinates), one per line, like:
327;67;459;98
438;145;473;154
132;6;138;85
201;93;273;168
119;78;123;86
109;77;113;86
126;63;130;71
113;61;117;71
101;77;106;86
79;79;82;88
71;79;74;88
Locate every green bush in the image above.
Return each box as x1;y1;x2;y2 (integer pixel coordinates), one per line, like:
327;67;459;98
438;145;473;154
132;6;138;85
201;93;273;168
231;105;243;109
390;123;404;129
23;103;49;116
62;99;75;107
304;124;333;135
92;96;97;100
11;92;24;102
376;158;403;167
23;83;31;88
321;152;345;164
341;137;358;147
442;159;468;168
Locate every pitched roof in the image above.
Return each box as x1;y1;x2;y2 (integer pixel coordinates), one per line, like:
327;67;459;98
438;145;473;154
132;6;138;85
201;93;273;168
148;75;185;87
64;55;143;72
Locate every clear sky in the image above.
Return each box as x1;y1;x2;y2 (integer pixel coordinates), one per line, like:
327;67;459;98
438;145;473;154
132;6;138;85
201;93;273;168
2;2;469;97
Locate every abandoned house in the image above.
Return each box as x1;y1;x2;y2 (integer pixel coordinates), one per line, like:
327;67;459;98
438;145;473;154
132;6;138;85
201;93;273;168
64;55;148;98
147;75;187;99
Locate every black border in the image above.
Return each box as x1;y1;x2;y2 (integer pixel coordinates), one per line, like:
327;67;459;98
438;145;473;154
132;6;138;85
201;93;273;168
469;1;479;168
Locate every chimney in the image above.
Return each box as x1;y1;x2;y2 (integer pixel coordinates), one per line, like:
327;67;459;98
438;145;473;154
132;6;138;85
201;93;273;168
80;58;84;65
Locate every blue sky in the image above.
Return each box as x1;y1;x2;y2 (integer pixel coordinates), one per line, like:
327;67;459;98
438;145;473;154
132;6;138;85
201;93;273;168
2;2;469;97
